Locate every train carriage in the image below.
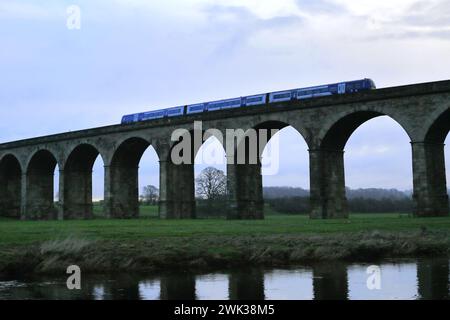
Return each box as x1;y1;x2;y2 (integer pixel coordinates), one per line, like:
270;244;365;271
139;109;166;121
207;97;242;111
243;94;266;106
166;106;185;117
121;78;376;124
186;103;206;114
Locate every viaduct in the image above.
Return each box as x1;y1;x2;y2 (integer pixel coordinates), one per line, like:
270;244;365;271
0;80;449;220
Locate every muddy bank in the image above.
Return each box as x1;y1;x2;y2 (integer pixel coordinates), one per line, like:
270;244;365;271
1;230;449;277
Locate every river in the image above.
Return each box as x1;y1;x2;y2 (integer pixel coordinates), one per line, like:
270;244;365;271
0;258;448;300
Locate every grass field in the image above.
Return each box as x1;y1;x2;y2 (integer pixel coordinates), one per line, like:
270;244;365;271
0;207;449;246
93;204;159;218
1;207;449;275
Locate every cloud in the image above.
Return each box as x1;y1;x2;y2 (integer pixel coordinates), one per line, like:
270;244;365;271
402;0;450;28
1;0;449;191
331;0;450;40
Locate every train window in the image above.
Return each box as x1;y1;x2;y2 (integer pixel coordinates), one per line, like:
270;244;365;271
274;93;291;99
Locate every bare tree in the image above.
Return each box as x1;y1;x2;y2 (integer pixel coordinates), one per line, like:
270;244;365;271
141;185;159;205
196;167;227;200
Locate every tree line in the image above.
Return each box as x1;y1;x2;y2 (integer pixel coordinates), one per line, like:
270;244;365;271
140;167;448;215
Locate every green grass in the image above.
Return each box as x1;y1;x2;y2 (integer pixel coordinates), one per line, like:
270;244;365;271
1;210;449;275
1;211;449;246
93;204;159;218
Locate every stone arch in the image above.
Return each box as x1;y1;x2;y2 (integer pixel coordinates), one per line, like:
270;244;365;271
311;110;413;219
111;137;152;168
253;120;309;159
25;149;58;219
64;141;107;166
417;103;450;142
0;154;22;219
319;110;413;150
260;123;311;190
168;126;226;166
226;120;310;219
24;147;61;171
63;144;104;219
107;137;153;218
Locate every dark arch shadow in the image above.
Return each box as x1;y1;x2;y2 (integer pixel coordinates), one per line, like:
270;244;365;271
425;108;450;143
419;108;450;216
108;137;153;218
64;144;103;219
163;130;198;219
26;150;58;220
0;154;22;219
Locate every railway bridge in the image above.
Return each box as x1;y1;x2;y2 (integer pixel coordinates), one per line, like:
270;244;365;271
0;80;449;220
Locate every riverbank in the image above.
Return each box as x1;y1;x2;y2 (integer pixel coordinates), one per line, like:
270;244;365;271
0;214;449;276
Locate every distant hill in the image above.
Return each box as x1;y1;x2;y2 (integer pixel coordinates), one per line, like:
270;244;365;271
345;188;410;200
263;186;413;200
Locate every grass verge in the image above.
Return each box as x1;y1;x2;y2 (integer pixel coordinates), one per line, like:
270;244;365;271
0;213;449;276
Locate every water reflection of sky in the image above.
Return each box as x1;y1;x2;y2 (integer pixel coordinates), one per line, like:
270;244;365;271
139;280;160;300
196;274;229;300
264;269;313;300
0;259;448;300
347;263;418;300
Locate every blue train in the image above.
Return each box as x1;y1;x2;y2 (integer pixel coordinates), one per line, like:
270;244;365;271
121;78;376;124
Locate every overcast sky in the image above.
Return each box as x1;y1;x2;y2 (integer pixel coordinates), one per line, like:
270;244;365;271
1;0;449;198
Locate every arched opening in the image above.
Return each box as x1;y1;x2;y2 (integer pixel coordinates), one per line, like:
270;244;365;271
194;136;227;218
344;116;413;215
322;111;386;150
26;150;58;219
0;155;22;219
316;111;412;218
261;125;310;216
92;156;105;217
109;137;154;218
64;144;103;219
138;145;160;218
